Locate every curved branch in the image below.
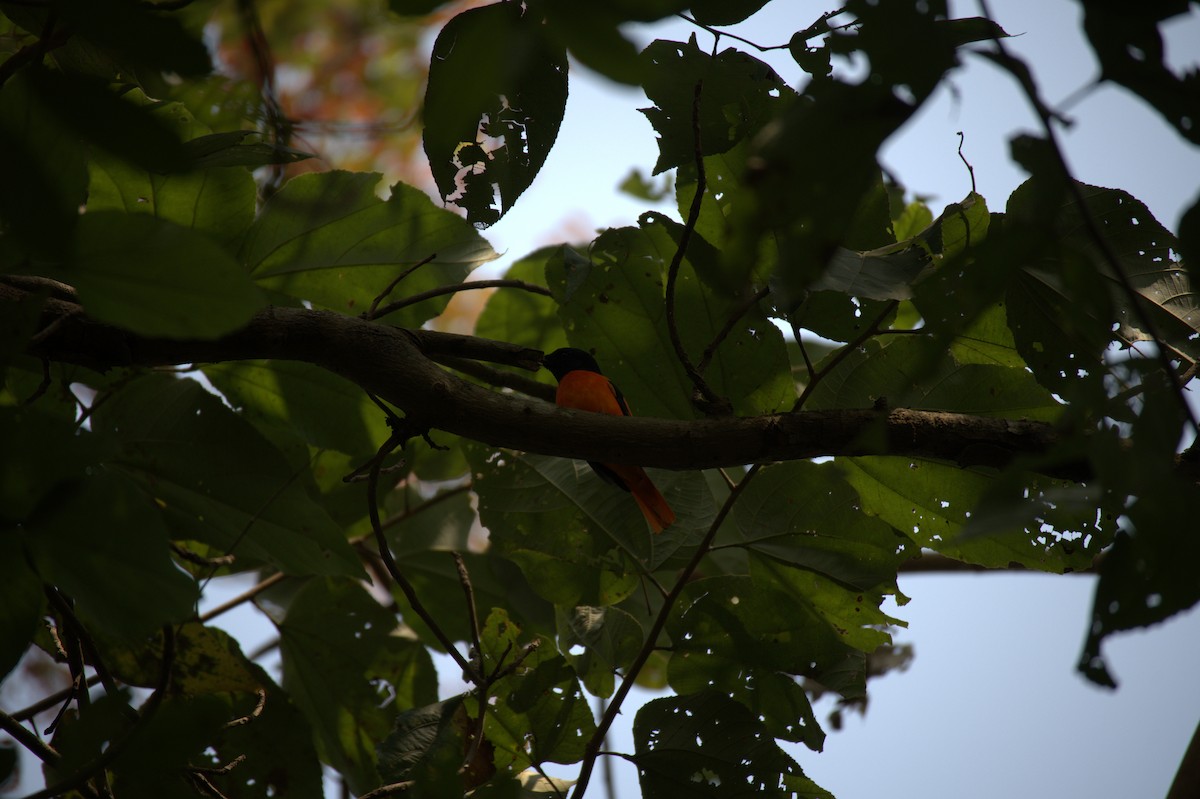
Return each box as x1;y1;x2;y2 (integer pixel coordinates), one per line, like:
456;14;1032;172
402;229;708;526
12;288;1103;480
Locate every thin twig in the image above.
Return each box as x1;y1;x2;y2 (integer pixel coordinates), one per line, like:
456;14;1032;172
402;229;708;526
358;780;415;798
696;285;772;374
366;430;480;682
23;626;175;799
956;131;977;195
43;589;125;710
0;709;60;766
452;553;483;659
222;689;267;729
664;81;729;414
793;301;899;410
569;465;763;799
369;280;552;321
675;12;790;52
365;254;438;319
198;572;286;622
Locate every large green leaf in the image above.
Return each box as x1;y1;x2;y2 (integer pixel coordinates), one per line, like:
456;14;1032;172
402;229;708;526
633;691;832;799
555;604;644;698
1005;179;1198;405
0;70;87;257
92;374;363;577
241;171;496;321
547;219;794;419
806;335;1062;421
477;609;597;769
87;97;256;251
22;470;199;643
203;359;389;458
0;533;45;682
1080;380;1200;686
838;456;1106;573
469;448;645;607
52;212;264;338
475;247;567;356
280;577;438;795
727;461;916;593
423;3;568;227
640;37;791;174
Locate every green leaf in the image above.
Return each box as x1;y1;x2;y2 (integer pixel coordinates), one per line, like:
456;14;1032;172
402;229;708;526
1080;379;1200;686
556;604;644;698
547;220;794;418
667;570;880;710
1003;179;1196;405
241;171;496;321
213;672;326;798
0;534;44;682
475;247;568;354
935;16;1012;48
640;37;791;174
806;335;1062;421
728;461;916;593
203;359;389;457
22;470;199;643
808;244;930;301
687;0;772;26
280;577;439;795
104;621;262;695
469;448;645;606
0;70;88;256
377;698;469;794
92;374;363;577
633;690;832;799
1080;3;1198;144
731;77;916;303
182;131;314;169
54;0;211;77
838;456;1106;573
423;3;568;226
86;100;257;250
545;5;644;85
477;609;597;768
53;212;264;338
0;405;106;523
22;67;188;172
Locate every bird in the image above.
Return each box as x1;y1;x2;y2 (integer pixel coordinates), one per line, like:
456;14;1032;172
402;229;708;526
542;347;676;533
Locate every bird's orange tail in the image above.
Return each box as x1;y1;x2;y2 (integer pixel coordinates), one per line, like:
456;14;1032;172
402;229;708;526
627;473;676;533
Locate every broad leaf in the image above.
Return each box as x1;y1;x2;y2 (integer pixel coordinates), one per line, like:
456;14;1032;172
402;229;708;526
203;359;389;457
477;609;597;769
556;604;645;698
839;457;1107;573
241;171;496;322
423;3;568;226
280;577;438;795
92;374;363;577
22;470;199;643
640;37;791;174
58;212;264;338
547;220;794;419
806;335;1062;421
633;691;832;799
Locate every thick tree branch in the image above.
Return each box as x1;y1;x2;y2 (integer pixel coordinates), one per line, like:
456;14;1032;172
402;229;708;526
10;286;1103;480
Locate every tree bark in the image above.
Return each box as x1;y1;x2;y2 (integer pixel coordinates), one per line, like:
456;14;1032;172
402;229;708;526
7;282;1094;479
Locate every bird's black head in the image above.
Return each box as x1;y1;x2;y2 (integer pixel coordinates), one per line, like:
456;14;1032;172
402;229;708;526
543;347;603;381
